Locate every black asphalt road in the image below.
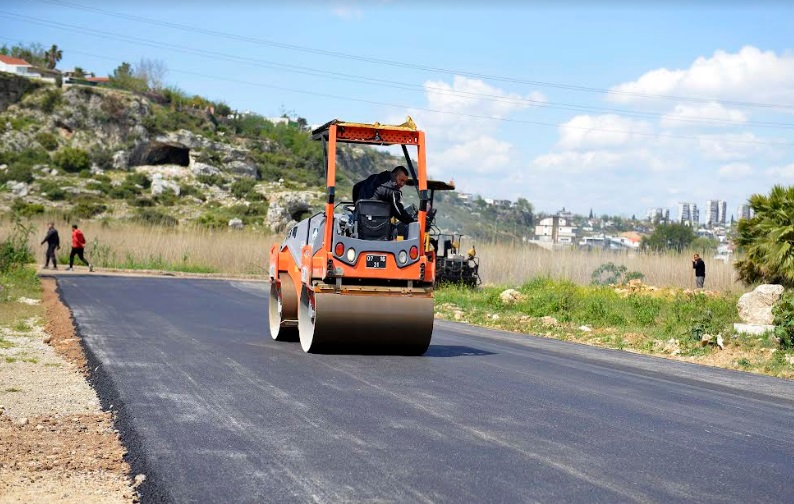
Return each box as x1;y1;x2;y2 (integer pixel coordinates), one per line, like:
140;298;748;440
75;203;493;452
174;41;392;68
55;275;794;504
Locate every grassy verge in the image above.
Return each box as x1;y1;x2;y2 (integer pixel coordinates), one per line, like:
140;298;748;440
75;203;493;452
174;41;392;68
435;278;793;379
0;266;45;362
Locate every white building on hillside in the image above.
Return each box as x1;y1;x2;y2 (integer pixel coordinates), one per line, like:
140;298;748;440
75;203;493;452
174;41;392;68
0;55;41;78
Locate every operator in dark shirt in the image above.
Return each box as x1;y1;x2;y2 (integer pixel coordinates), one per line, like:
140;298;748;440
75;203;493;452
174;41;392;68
353;165;415;224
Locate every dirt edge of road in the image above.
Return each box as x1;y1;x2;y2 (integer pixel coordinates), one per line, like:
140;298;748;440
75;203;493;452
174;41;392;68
0;278;141;504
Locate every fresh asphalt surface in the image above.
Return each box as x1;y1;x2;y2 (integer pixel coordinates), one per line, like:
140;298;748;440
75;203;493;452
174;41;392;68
54;275;794;504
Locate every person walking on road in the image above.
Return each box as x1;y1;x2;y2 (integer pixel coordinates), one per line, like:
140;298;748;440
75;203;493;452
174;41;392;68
692;253;706;289
40;221;60;270
67;224;93;272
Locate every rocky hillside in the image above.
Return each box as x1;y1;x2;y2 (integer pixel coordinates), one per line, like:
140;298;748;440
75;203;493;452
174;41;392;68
0;73;532;237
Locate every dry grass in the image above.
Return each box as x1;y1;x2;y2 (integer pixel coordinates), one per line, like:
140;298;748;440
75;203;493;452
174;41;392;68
7;216;277;276
476;242;744;293
5;216;743;291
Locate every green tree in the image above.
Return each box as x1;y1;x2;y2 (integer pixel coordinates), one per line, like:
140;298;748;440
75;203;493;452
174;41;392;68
1;42;46;67
735;185;794;287
44;44;62;69
641;222;696;252
109;62;148;93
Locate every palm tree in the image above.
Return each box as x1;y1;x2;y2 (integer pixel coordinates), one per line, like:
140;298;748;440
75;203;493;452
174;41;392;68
735;184;794;287
44;44;62;70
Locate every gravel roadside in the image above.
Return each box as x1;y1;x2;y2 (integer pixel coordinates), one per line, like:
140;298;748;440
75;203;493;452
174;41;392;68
0;278;139;504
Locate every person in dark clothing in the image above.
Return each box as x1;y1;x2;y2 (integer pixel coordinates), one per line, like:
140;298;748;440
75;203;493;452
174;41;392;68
692;253;706;288
67;224;93;272
40;222;60;269
355;166;415;224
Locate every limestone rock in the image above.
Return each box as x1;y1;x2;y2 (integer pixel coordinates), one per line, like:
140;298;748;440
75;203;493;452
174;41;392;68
737;284;785;325
499;289;523;304
150;173;181;196
112;150;129;171
266;192;317;232
733;323;776;336
228;218;243;229
8;181;28;197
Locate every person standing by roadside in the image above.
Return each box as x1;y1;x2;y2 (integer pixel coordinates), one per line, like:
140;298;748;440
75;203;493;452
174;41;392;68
40;221;60;269
692;253;706;289
67;224;93;272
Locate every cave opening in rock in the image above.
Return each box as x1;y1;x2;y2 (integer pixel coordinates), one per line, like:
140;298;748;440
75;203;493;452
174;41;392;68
144;143;190;166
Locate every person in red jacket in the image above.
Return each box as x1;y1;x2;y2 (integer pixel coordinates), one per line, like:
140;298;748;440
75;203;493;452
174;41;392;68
67;224;93;272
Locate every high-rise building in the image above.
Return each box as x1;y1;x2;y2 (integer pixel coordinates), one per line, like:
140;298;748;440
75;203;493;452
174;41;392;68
646;207;669;222
717;200;727;226
678;202;700;226
705;199;728;227
705;200;719;227
737;203;752;221
677;202;690;224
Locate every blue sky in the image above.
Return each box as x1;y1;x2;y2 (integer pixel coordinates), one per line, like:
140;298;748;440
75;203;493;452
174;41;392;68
2;0;793;220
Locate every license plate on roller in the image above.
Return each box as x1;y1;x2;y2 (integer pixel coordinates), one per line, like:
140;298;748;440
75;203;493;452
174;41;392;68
365;254;387;269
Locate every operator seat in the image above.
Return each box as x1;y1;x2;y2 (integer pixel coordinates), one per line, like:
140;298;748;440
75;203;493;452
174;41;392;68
354;199;392;240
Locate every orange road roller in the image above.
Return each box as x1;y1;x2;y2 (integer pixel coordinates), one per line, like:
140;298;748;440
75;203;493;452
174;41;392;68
268;118;436;354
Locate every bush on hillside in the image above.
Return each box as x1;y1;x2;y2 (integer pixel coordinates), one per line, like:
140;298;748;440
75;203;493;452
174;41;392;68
53;147;91;173
37;179;67;200
35;131;59;151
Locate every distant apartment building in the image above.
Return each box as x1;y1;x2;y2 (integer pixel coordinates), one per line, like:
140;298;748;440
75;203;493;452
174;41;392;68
677;202;700;226
736;203;752;221
646;207;669;222
705;199;728;227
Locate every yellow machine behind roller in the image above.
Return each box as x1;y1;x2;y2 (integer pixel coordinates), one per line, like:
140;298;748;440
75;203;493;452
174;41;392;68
268;118;436;354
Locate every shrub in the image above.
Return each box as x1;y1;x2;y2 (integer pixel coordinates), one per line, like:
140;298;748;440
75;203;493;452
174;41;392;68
230;178;257;199
0;148;50;183
0;216;34;273
134;209;178;227
591;262;645;286
10;199;45;217
71;194;107;218
53;147;91;173
90;146;114;170
35;131;59;151
40;89;63;113
37;179;67;200
196;173;225;187
125;172;151;189
773;290;794;350
0;164;33;184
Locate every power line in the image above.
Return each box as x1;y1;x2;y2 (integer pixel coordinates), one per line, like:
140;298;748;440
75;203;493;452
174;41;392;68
28;0;794;111
8;39;784;147
2;11;794;132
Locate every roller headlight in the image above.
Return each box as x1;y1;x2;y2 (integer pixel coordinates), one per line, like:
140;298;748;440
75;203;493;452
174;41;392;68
398;250;408;264
346;248;356;262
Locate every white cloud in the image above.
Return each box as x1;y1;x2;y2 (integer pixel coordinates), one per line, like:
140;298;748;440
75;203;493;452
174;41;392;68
423;76;546;122
436;137;513;176
765;163;794;179
392;76;545;181
718;163;753;178
556;114;654;150
330;3;363;20
661;102;747;129
697;132;778;161
608;46;794;105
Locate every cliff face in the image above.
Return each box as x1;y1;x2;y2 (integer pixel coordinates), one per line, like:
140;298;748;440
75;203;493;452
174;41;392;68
0;72;41;113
